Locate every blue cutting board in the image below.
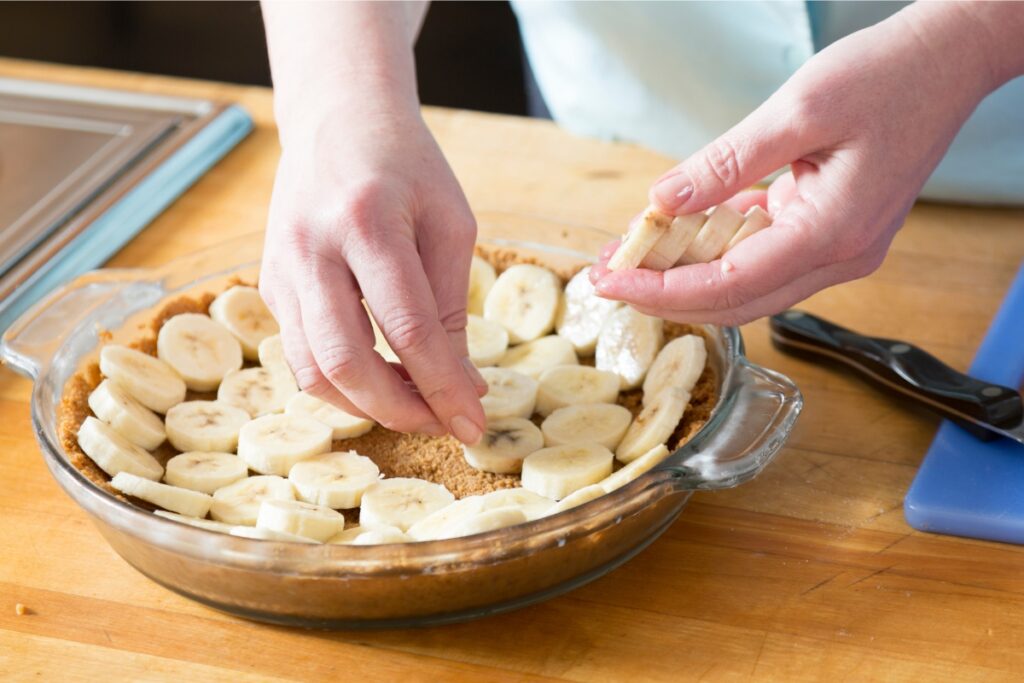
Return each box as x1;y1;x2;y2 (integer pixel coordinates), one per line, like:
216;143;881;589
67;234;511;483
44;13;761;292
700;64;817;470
904;263;1024;543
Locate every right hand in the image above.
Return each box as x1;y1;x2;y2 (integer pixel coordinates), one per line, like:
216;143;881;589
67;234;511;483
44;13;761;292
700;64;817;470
259;102;487;444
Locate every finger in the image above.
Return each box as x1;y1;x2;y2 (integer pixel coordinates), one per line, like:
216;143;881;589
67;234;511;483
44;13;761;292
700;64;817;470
767;171;798;216
722;189;768;214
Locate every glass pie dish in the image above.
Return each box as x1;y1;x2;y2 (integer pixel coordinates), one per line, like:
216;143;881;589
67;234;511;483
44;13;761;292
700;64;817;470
0;212;802;628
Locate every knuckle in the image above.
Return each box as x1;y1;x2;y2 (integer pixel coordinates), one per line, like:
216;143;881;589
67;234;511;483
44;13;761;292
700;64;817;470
292;363;332;397
438;307;468;336
702;138;744;188
315;343;366;387
383;310;435;356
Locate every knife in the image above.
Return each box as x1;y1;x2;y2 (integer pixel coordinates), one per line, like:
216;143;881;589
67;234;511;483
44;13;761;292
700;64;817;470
769;310;1024;445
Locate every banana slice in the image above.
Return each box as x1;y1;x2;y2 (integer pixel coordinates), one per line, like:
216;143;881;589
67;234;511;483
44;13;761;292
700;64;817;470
164;451;248;494
641;213;707;270
156;313;243;391
521;443;615;500
725;205;772;251
165;400;250;453
406;496;486;541
285;391;375;440
230;526;319;543
367;307;400;364
497;335;578;379
352;526;412;545
542;483;607;516
359;478;455;531
678;205;745;265
462;417;544;474
540;403;633;450
642;334;707;406
99;345;186;414
87;379;166;451
327;526;365;544
208;285;279;360
595;307;664;390
154;510;235;534
535;365;620;417
448;506;527;538
607;206;673;271
601;444;671;492
209;474;295;525
479;367;538;420
77;416;164;481
256;498;346;542
218;366;297;417
478;487;554;520
111;472;213;518
555;267;622;355
288;450;380;509
257;333;289;373
616;388;688;463
466;314;509;367
468;255;497;316
237;413;333;476
483;264;562;344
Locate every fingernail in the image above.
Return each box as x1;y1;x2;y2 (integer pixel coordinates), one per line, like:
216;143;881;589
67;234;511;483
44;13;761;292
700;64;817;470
422;422;448;437
652;181;693;211
450;415;483;445
461;356;488;392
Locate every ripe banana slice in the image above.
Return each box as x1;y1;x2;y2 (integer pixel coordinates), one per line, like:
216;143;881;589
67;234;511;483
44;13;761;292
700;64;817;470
88;379;166;451
607;206;673;271
327;526;365;544
540;403;633;451
555;266;622;355
208;285;279;361
230;526;319;543
285;391;374;440
156;313;243;391
351;526;412;545
642;334;707;406
99;345;186;414
600;444;670;493
164;451;248;494
218;366;297;417
209;474;295;525
479;367;538;420
288;450;381;509
468;255;497;316
466;314;509;367
542;483;607;516
521;443;614;500
111;472;213;518
462;417;544;474
165;400;250;453
237;413;333;476
448;506;527;539
359;477;455;531
678;205;746;265
595;307;664;390
535;365;620;417
77;416;164;481
406;496;485;541
479;487;554;520
367;307;400;364
497;335;578;379
484;263;562;343
257;334;289;373
640;213;707;270
616;387;689;463
154;510;235;534
725;205;772;251
256;498;346;542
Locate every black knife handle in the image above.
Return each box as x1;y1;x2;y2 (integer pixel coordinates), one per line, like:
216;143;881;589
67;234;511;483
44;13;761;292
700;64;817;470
769;310;1023;439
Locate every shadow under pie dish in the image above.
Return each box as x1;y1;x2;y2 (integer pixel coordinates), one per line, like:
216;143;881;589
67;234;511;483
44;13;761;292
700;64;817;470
1;218;802;628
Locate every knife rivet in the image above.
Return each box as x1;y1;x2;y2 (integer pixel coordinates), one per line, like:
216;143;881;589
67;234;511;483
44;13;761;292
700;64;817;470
890;343;910;354
982;386;1002;397
783;311;804;321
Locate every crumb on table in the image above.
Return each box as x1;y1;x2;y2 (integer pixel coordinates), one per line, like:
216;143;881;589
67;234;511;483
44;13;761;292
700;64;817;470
15;603;27;616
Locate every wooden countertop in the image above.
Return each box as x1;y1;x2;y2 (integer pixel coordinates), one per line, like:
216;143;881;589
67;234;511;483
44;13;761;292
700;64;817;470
2;58;1024;682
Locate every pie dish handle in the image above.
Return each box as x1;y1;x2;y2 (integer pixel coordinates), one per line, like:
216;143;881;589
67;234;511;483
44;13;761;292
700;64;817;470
658;358;803;490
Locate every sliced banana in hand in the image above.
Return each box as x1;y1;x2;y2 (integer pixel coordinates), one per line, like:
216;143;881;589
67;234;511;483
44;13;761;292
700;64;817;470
466;314;509;367
555;266;622;355
521;443;614;500
99;345;187;414
209;474;295;525
468;255;497;316
497;335;578;379
607;206;673;271
535;365;620;417
288;450;381;509
640;213;707;270
88;379;166;451
218;366;297;417
542;483;607;516
77;416;164;481
725;205;772;251
484;263;562;343
208;285;279;361
600;444;670;492
156;313;243;391
257;334;290;373
478;487;554;520
165;400;250;453
359;477;455;531
164;451;248;494
462;417;544;474
616;387;688;463
256;498;346;542
678;205;745;265
479;367;538;420
540;403;633;451
237;413;333;476
111;472;213;518
642;334;707;406
595;307;664;390
285;391;374;440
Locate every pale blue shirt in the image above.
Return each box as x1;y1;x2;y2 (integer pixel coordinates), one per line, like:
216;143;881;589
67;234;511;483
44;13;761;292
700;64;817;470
512;1;1024;205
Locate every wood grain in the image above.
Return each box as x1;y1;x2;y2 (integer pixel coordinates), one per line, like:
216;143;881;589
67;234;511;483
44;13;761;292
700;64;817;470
1;57;1023;682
